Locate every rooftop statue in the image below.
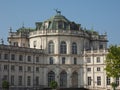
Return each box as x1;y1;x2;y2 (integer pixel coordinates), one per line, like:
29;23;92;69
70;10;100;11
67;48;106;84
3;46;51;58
55;9;61;15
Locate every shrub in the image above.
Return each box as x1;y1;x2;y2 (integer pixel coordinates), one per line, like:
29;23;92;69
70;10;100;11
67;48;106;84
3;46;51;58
2;80;9;90
50;81;58;89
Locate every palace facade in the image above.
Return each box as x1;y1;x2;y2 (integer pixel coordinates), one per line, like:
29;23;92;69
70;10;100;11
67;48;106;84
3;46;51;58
0;12;116;90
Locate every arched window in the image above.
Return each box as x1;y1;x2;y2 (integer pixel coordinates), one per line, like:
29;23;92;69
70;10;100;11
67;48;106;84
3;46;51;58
48;71;55;86
48;41;54;54
72;71;78;87
72;42;77;54
49;57;54;64
60;41;67;54
60;71;67;87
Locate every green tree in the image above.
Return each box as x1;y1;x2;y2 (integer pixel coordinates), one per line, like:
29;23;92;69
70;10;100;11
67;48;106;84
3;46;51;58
50;81;58;90
105;45;120;90
2;80;9;90
111;82;118;90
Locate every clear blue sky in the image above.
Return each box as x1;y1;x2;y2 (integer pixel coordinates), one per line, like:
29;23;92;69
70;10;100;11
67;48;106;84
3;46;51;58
0;0;120;46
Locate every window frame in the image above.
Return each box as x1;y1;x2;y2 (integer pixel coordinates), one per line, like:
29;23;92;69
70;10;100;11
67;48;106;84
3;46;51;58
4;53;9;60
97;67;101;71
18;76;22;86
49;57;54;64
11;75;15;85
74;57;77;64
87;58;91;63
11;54;15;60
62;57;65;64
19;55;23;61
36;56;39;63
48;41;54;54
96;57;100;63
48;71;55;86
27;76;31;86
60;41;67;54
72;42;77;54
97;76;101;85
106;76;111;85
11;65;15;71
88;76;91;86
19;66;23;72
4;65;8;71
87;68;91;72
27;56;31;62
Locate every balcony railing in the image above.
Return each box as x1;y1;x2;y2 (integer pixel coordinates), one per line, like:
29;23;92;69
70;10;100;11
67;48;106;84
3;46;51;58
0;44;44;54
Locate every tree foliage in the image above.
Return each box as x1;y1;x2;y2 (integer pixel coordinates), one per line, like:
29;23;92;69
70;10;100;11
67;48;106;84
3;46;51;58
50;81;58;89
105;45;120;78
2;80;9;90
111;82;118;89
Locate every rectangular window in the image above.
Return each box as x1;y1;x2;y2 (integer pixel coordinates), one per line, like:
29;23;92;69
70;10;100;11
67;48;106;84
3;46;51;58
4;65;8;71
97;67;100;71
13;42;18;46
49;57;53;64
36;57;39;62
4;54;8;60
18;76;22;86
11;75;14;85
99;45;103;49
27;76;31;86
11;65;15;71
72;43;77;54
87;68;91;72
11;54;15;60
87;58;91;63
62;57;65;64
36;67;39;72
19;55;23;61
27;56;31;62
97;57;100;63
27;66;31;72
116;77;119;86
97;76;101;85
36;76;39;86
106;76;110;85
60;42;66;54
74;58;77;64
88;77;91;85
19;66;23;72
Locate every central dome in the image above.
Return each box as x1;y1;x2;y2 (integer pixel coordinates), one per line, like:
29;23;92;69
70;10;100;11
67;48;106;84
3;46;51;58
36;12;80;30
48;13;70;23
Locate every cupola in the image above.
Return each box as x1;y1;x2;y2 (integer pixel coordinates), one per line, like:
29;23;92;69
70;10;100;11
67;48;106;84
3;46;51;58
36;11;81;30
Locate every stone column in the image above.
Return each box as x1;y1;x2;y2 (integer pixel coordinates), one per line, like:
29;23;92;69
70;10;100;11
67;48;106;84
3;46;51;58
67;41;71;54
67;68;72;88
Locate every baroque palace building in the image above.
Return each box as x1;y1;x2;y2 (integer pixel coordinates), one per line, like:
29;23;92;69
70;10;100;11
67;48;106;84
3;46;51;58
0;11;117;90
